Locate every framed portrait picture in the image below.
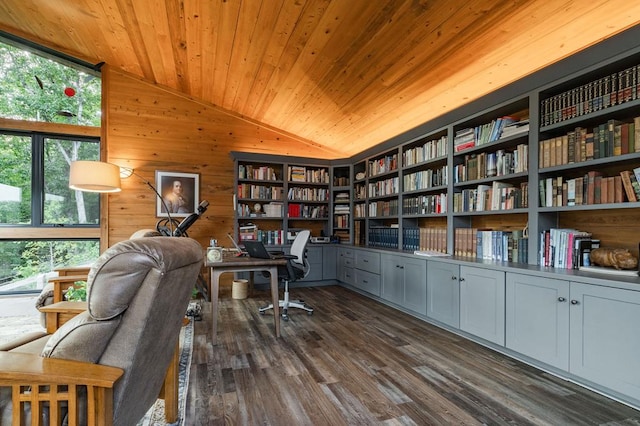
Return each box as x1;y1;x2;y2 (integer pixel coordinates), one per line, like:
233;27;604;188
155;171;200;217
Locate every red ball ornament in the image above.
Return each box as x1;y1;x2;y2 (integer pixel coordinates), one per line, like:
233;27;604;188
64;87;76;97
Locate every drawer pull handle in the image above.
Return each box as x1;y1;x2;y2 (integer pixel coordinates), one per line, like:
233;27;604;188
571;299;579;305
558;297;566;302
459;277;465;282
451;276;457;280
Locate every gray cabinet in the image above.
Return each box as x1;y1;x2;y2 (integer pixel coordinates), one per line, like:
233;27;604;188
381;254;404;305
300;246;323;282
381;254;427;315
459;266;505;346
426;261;460;328
352;250;381;296
337;247;354;284
505;273;569;370
569;282;640;403
322;245;337;280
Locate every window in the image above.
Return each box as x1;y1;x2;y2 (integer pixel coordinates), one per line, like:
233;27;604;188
0;239;98;292
0;39;101;126
0;36;102;295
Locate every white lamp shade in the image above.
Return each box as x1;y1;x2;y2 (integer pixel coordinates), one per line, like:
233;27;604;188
69;161;122;193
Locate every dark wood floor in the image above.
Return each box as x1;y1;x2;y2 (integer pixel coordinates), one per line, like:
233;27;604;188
185;285;640;425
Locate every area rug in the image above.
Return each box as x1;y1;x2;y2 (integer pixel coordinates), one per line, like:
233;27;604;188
137;318;194;426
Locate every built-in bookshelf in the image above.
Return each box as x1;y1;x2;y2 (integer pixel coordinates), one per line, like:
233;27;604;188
234;157;331;245
232;38;640;266
332;165;351;243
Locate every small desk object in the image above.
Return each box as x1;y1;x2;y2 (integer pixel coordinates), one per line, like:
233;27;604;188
207;254;287;345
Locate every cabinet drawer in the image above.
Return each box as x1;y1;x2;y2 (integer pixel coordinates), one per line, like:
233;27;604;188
353;269;381;296
337;248;354;259
340;267;354;285
355;251;380;274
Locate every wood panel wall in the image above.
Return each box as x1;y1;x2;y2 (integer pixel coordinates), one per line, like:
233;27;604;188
102;65;335;250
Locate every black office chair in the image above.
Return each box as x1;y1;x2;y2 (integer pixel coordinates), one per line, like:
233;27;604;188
259;229;314;320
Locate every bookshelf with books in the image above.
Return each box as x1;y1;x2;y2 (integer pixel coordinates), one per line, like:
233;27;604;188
353;161;367;246
451;97;531;264
234;155;332;246
331;164;352;244
537;50;640;263
366;148;401;249
400;130;450;253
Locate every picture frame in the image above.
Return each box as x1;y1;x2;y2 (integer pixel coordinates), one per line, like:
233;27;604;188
155;171;199;217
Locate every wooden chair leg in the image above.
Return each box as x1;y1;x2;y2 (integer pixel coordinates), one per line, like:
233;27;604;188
159;340;180;423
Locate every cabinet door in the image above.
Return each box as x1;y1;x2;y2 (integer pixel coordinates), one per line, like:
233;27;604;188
570;282;640;402
381;254;404;305
505;273;569;370
459;266;505;345
402;257;427;316
322;246;337;280
427;261;460;328
300;246;323;282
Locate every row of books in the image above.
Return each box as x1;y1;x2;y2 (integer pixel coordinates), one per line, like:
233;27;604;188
402;227;447;252
354;203;367;218
539;168;640;207
286;187;329;201
403;165;448;191
539;229;597;269
453;181;528;213
333;176;350;186
403;193;447;215
368;177;399;197
287;166;330;183
354;183;366;200
287;203;328;219
454;228;528;263
238;165;279;181
254;229;286;246
368;226;399;249
368;199;399;217
541;64;640;126
368;153;398;177
402;136;448;167
237;183;283;200
539;119;640;169
334;214;349;229
453;116;519;152
454;145;528;183
238;224;258;241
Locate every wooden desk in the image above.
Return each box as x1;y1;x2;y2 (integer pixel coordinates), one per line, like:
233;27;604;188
207;255;287;345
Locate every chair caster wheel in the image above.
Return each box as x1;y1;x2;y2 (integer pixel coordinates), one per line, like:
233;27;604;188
307;311;313;316
282;314;289;321
259;310;266;315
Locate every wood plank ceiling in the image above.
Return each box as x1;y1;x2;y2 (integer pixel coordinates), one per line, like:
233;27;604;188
1;0;639;158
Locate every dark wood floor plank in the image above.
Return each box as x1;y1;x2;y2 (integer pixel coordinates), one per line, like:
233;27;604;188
187;285;640;425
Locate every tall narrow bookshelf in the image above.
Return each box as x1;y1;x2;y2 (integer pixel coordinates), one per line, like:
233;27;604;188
331;164;352;243
451;97;531;263
400;131;449;253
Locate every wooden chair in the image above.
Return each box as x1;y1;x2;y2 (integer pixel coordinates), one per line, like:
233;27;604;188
0;237;203;426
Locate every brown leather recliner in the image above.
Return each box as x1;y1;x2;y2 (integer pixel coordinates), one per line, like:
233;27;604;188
0;236;203;425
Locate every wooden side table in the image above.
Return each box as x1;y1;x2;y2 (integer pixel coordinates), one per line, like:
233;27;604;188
38;301;87;333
